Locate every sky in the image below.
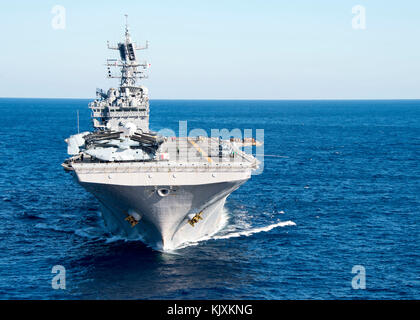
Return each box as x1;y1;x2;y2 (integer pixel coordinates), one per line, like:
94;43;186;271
0;0;419;99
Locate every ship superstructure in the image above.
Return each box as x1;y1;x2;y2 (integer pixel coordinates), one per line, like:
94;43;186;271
63;18;259;250
90;16;150;132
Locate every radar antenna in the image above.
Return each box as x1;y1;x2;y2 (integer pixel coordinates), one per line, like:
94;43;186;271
89;16;151;132
105;15;149;87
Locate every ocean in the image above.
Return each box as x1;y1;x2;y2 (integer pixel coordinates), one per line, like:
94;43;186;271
0;98;418;299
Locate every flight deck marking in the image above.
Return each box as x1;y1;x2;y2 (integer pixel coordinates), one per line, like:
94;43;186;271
188;138;213;163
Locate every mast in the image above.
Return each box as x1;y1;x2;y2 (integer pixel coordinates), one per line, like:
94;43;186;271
106;15;149;91
89;16;151;132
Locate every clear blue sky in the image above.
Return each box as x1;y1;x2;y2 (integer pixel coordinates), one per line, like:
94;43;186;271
0;0;419;99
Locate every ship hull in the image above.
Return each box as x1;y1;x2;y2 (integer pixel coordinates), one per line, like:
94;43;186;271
77;178;247;250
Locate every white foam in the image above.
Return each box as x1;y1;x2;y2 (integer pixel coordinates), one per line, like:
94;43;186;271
70;207;296;252
74;227;103;239
173;218;296;250
163;208;231;252
211;220;296;240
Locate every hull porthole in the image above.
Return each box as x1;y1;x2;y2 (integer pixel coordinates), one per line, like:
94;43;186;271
157;188;170;197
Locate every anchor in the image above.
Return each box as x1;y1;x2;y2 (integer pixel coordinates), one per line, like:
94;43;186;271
188;211;203;227
125;215;138;227
125;211;141;227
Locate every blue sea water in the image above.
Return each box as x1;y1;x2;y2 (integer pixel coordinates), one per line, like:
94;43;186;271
0;98;418;299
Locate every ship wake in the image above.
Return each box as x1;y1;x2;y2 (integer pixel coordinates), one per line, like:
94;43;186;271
65;207;296;252
172;208;296;251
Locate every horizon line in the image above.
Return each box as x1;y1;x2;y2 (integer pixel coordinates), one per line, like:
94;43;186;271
1;97;420;101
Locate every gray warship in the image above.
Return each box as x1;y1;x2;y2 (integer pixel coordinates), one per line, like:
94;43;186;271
62;19;260;250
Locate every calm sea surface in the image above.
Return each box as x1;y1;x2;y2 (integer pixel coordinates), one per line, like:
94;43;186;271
0;98;418;299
